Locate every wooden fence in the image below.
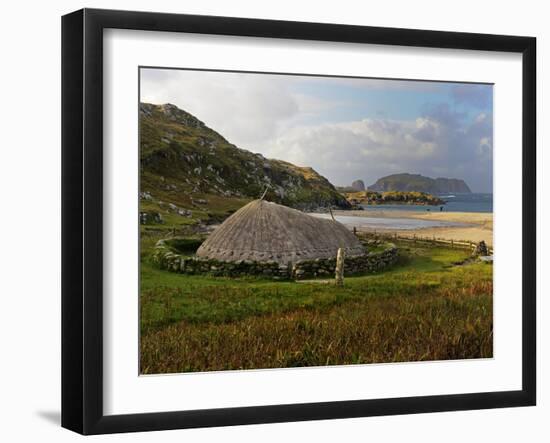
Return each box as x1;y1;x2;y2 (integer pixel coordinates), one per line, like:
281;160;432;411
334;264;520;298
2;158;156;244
358;231;493;255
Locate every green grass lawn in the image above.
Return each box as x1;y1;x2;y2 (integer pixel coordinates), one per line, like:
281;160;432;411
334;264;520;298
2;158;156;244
140;241;493;374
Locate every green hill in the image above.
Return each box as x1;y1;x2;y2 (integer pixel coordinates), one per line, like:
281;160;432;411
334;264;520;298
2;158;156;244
368;173;471;194
139;103;350;227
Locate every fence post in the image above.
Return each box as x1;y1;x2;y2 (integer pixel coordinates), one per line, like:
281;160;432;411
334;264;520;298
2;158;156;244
335;248;345;287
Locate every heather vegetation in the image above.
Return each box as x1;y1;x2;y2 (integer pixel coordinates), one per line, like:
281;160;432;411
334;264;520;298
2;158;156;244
140;239;492;373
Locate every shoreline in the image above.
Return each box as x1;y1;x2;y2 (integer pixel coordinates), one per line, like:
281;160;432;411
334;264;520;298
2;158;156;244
331;209;494;247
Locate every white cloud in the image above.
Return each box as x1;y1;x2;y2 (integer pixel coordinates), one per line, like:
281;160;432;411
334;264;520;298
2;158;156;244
292;76;449;92
140;69;302;146
257;113;492;190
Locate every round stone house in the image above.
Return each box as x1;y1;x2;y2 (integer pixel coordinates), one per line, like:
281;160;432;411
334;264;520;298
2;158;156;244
196;199;365;266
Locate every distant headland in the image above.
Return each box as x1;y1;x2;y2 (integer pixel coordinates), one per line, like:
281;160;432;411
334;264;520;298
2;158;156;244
367;173;471;194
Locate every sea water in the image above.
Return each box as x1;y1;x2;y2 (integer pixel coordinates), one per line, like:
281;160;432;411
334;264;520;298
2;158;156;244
359;193;493;213
312;214;472;231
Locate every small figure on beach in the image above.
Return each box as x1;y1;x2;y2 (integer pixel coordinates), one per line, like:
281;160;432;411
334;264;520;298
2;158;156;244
440;206;444;212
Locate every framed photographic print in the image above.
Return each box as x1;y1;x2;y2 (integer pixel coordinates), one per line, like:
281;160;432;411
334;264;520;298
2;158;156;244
61;8;536;435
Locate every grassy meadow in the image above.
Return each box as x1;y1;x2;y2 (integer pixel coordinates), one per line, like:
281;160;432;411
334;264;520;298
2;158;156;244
140;238;493;374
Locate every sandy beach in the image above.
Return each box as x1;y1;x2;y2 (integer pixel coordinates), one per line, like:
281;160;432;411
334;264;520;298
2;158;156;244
332;209;493;247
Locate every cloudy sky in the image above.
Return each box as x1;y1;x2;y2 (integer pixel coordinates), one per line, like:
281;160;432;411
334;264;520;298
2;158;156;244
140;68;493;192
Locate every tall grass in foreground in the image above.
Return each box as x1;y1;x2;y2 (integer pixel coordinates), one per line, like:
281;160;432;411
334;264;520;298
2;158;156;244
140;243;493;374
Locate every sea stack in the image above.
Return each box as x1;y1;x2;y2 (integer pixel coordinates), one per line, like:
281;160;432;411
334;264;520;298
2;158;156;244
351;180;366;191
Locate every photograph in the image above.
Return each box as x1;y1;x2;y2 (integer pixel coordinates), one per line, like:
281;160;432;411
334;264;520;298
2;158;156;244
138;68;494;374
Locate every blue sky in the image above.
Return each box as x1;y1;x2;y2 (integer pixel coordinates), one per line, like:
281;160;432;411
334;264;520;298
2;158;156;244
141;69;493;192
292;80;490;123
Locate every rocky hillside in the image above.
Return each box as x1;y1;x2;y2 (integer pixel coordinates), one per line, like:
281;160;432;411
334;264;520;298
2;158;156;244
140;103;350;214
368;173;471;194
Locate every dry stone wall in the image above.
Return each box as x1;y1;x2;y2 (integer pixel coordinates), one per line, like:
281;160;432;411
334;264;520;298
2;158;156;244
292;245;398;279
152;239;398;279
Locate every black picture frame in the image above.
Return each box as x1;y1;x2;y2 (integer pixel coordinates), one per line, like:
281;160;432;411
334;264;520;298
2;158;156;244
62;8;536;435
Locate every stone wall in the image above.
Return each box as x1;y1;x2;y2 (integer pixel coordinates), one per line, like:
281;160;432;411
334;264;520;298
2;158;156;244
152;239;398;280
292;245;398;279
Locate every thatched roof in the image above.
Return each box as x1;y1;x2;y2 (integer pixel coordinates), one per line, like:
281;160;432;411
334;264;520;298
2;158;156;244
196;199;365;265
